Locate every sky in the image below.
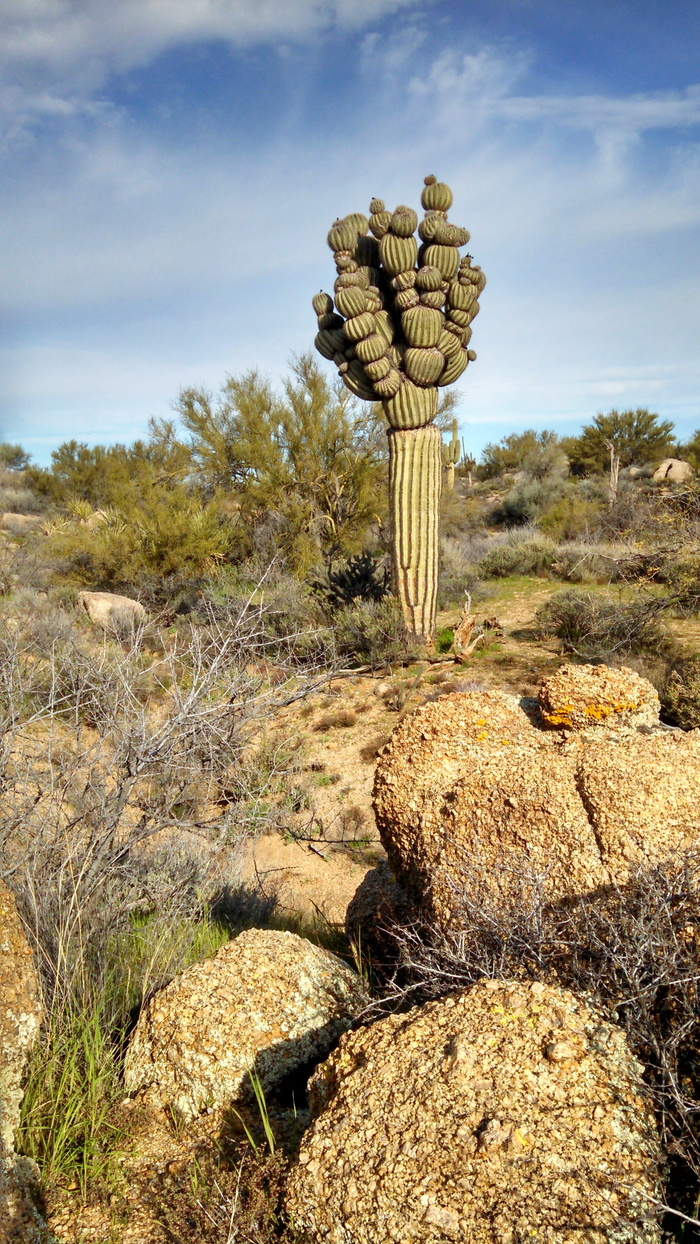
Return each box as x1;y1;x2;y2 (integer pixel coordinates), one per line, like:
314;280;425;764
1;0;699;465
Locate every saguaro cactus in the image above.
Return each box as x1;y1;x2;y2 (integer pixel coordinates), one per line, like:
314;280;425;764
441;418;461;492
312;175;485;645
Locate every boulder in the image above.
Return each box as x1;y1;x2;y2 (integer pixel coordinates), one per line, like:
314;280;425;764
0;513;43;533
77;590;146;633
373;665;700;926
0;881;49;1243
286;979;661;1243
538;663;660;731
123;928;368;1122
576;730;700;877
652;458;693;483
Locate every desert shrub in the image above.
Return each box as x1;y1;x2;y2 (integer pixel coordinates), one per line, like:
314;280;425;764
537;490;604;541
334;597;415;668
533;589;668;657
0;485;44;514
662;656;700;729
596;483;658;539
491;477;567;527
315;551;390;610
438;537;485;607
44;487;238;588
0;591;147;730
313;709;357;731
479;429;566;480
381;856;700;1234
548;544;622;584
194;575;332;668
5;600;325;1197
478;531;559;579
153;1146;297;1244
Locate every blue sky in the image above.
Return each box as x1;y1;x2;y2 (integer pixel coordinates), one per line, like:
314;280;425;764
1;0;699;465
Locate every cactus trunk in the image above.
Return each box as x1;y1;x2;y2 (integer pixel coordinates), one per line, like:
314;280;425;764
388;424;442;645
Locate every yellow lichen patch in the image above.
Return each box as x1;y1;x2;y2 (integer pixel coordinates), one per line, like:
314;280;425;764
538;664;659;731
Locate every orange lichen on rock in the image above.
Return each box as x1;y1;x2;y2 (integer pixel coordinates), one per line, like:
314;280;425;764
538;663;660;731
373;663;700;928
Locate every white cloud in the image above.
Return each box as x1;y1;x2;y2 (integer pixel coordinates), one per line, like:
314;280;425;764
1;26;699;460
0;0;423;91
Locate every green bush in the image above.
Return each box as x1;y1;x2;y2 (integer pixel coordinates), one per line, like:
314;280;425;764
45;487;237;588
492;478;566;527
435;626;454;653
334;597;415;668
533;589;667;658
537;491;604;541
478;533;559;579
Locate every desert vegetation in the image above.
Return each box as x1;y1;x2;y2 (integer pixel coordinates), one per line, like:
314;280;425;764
3;261;700;1238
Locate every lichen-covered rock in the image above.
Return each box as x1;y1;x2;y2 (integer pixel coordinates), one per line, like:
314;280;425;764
373;691;558;920
373;668;700;926
285;980;662;1243
123;929;368;1122
425;745;609;925
0;881;50;1244
345;861;417;974
538;664;660;731
576;730;700;877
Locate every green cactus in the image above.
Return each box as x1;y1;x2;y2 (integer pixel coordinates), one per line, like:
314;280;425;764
312;175;485;646
441;419;461;491
388;424;442;641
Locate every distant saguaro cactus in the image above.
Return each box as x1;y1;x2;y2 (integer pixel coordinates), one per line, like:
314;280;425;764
441;418;461;492
312;175;485;645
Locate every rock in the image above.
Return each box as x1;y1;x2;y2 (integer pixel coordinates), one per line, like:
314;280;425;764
576;730;700;877
0;513;43;533
123;929;368;1122
77;590;146;633
286;979;662;1243
345;861;418;974
538;663;660;731
373;666;700;926
0;881;50;1243
373;689;556;921
652;458;693;483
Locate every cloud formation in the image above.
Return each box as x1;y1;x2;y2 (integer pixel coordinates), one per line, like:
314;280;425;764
1;9;699;460
1;0;422;87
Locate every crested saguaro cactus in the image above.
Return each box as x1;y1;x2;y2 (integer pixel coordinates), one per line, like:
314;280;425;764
312;175;485;645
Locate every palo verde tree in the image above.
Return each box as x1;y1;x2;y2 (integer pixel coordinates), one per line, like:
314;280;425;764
174;354;387;572
313;175;485;645
565;409;675;476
